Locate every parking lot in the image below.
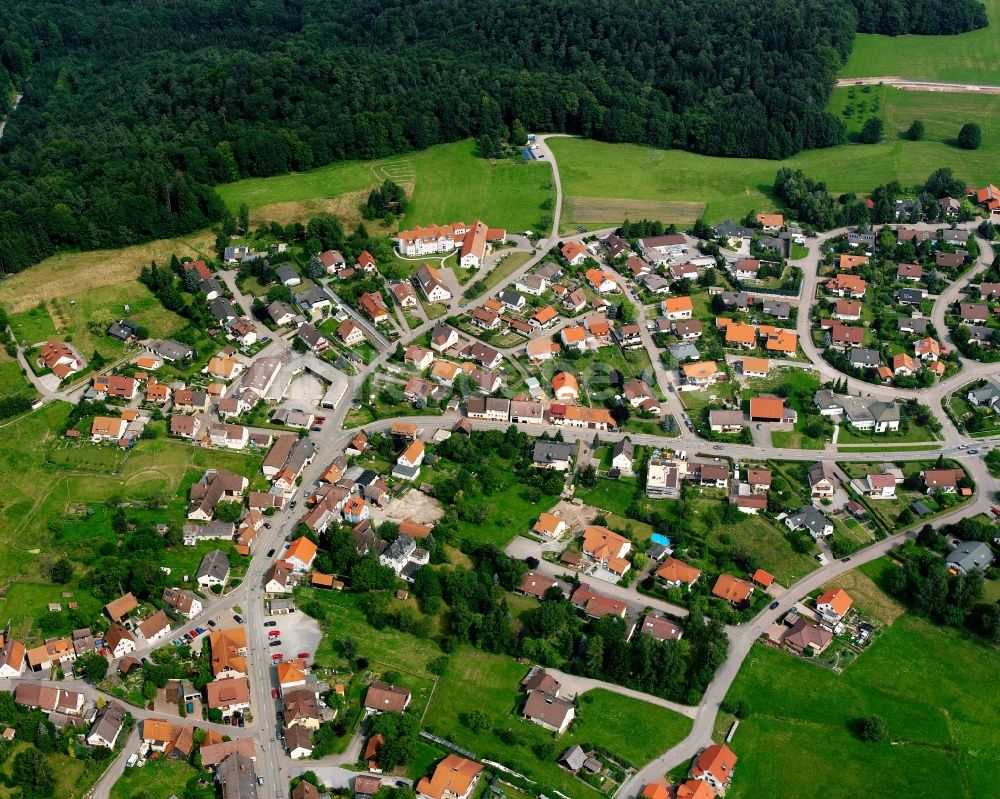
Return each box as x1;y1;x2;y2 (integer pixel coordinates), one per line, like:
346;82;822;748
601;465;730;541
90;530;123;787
261;609;323;664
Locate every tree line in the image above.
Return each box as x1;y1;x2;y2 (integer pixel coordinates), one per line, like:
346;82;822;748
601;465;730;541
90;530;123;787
0;0;983;274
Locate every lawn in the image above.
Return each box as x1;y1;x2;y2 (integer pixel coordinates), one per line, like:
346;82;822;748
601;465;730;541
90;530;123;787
836;422;937;444
550;117;1000;227
724;610;1000;799
217;139;554;234
299;586;691;798
0;356;33;402
110;759;206;799
469;251;534;297
840;0;1000;84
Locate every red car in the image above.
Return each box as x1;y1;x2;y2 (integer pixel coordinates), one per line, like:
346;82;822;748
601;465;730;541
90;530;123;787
271;653;283;661
297;652;309;660
271;688;279;699
992;506;1000;516
268;630;281;637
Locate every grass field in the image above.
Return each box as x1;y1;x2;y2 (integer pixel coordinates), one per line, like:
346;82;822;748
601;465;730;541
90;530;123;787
0;406;263;639
550;108;1000;228
8;281;185;359
110;760;206;799
725;611;1000;799
830;84;1000;160
840;0;1000;84
0;230;216;314
218;139;554;234
300;586;690;799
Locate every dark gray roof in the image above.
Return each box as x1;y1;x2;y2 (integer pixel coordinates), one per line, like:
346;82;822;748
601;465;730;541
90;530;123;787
713;220;755;239
295;286;332;310
196;549;230;582
275;264;300;284
210;297;237;323
787;506;832;537
533;440;576;465
946;541;994;574
848;347;881;368
611;438;634;462
896;317;928;334
149;339;194;361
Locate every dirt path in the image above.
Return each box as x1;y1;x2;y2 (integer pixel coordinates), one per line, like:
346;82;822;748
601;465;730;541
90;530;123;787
0;92;22;141
835;76;1000;94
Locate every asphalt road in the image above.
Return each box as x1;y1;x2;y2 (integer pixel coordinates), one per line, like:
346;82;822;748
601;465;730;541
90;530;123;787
9;133;998;799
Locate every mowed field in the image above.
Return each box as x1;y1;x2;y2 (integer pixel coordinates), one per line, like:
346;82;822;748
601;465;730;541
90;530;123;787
840;0;1000;84
217;139;554;234
550;91;1000;230
830;84;1000;156
723;570;1000;799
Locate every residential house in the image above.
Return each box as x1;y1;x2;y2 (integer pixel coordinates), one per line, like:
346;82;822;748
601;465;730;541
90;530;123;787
38;340;84;380
637;233;687;264
946;541;995;575
816;588;853;623
523;691;575;734
807;461;836;498
206;677;251;718
14;684;84;714
921;468;963;494
267;301;297;327
785;506;834;539
337;320;365;346
582;525;631;576
561;241;588;265
415;264;453;302
416;756;483;799
551;371;580;401
690;744;737;792
712;575;754;605
87;702;127;749
611;438;634;473
826;274;867;298
517;571;559;598
784;619;833;655
585;269;617;293
708;410;746;433
196;549;231;588
105;624;137;659
136;610;171;643
655;557;701;589
662;296;694;320
681;360;719;388
526;338;560;363
532;440;575;471
162;588;202;620
364;682;412;714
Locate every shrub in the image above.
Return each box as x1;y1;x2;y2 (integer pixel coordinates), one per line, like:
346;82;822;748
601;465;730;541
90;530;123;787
957;123;982;150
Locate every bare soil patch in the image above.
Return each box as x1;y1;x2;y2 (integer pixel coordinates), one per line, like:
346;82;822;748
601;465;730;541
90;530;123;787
369;488;444;526
565;197;705;226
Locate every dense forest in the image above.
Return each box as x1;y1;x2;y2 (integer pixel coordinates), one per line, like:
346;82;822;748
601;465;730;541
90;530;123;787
0;0;988;273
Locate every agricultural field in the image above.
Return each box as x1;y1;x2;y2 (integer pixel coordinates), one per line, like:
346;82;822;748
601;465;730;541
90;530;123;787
550;109;1000;229
840;0;1000;84
723;603;1000;799
217;139;554;235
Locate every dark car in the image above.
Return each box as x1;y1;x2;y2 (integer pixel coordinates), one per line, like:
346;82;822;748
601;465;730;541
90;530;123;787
264;621;277;627
269;640;281;647
267;548;275;557
264;523;272;530
238;714;245;727
233;614;243;624
207;620;217;627
840;557;851;563
290;501;297;509
769;601;779;610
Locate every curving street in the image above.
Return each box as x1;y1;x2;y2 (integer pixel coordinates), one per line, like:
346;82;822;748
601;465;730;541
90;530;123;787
19;132;996;799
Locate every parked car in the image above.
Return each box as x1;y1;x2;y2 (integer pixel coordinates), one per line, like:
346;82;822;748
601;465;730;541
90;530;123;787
233;614;243;623
264;621;277;627
269;640;281;647
769;601;779;610
268;630;281;637
271;653;283;661
264;523;272;530
271;688;279;699
297;651;309;660
267;548;275;556
207;619;216;627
